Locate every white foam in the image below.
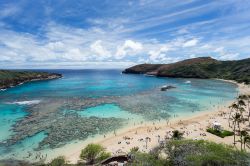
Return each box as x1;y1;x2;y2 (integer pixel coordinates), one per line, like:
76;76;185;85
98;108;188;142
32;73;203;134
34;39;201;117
10;100;41;105
185;80;191;84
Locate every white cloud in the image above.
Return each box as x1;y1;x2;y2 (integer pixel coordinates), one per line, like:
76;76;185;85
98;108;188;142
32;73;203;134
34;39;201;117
90;40;111;60
189;54;196;58
115;40;143;59
0;19;247;69
183;38;198;47
63;48;87;61
213;47;239;60
148;45;171;62
47;41;65;51
220;53;239;60
214;47;224;53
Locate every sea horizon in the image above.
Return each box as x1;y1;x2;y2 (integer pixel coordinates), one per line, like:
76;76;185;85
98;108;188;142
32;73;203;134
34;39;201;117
1;1;250;165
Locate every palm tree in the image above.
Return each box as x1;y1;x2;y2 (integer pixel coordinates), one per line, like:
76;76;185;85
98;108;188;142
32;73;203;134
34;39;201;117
238;96;249;124
238;99;246;107
171;130;183;140
232;112;241;145
228;103;238;128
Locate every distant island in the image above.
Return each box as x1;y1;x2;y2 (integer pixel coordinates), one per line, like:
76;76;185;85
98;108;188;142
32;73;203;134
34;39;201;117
0;70;62;90
123;57;250;84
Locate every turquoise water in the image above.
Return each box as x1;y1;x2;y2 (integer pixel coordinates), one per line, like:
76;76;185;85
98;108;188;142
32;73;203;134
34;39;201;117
0;70;238;161
78;104;137;119
0;104;27;142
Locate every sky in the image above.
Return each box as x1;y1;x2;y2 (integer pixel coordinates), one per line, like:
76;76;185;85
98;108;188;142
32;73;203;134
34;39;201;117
0;0;250;69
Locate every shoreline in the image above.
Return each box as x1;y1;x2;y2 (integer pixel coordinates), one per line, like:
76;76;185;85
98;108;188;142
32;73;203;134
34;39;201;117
63;80;250;164
0;74;62;91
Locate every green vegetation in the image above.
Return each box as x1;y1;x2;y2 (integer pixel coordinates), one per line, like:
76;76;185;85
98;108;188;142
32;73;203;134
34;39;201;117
0;70;62;89
206;128;234;138
123;57;250;84
128;140;250;166
80;143;111;164
171;130;184;140
228;95;250;150
165;140;250;166
4;140;249;166
130;150;167;166
49;156;66;166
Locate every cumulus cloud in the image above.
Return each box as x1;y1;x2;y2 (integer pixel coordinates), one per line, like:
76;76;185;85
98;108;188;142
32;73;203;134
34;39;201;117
0;21;246;69
115;40;143;59
0;24;143;68
148;45;171;62
90;40;111;60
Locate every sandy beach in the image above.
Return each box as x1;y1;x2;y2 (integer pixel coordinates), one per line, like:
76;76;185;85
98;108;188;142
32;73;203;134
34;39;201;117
63;80;250;164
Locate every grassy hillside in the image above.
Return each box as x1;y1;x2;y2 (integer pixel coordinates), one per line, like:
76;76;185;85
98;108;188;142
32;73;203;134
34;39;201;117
123;57;250;84
0;70;62;89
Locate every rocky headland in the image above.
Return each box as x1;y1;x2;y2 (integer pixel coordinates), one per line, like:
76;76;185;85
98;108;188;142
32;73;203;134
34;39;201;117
0;70;62;90
123;57;250;84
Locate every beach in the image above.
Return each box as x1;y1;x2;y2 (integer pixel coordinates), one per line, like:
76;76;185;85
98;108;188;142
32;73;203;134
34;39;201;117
64;80;250;163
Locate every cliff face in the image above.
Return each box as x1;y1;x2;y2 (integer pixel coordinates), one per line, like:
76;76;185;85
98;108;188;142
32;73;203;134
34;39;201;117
0;70;62;89
123;57;250;84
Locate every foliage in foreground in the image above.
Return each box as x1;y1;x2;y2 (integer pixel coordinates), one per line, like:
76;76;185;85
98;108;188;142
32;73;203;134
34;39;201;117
206;128;234;138
49;156;66;166
165;140;250;166
4;140;249;166
80;143;111;164
129;140;250;166
130;151;167;166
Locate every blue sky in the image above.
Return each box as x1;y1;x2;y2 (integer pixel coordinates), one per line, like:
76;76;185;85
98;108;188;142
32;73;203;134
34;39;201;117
0;0;250;69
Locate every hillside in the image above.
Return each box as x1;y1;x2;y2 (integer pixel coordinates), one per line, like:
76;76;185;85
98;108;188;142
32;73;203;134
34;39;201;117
0;70;62;89
123;57;250;84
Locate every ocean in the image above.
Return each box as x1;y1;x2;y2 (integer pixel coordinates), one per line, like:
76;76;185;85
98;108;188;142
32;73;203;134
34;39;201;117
0;69;238;161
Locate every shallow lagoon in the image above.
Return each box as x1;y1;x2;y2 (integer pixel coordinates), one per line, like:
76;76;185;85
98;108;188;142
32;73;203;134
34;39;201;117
0;70;238;161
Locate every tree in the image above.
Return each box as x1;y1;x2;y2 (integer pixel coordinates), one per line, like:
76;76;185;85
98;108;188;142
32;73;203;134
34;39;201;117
80;143;111;164
171;130;183;140
49;156;66;166
228;103;238;127
232;112;241;145
230;98;246;147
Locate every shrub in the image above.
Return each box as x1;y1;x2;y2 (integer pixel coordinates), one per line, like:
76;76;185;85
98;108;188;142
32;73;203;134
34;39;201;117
49;156;66;166
165;140;250;166
130;151;167;166
207;128;234;138
130;147;139;153
80;143;111;164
